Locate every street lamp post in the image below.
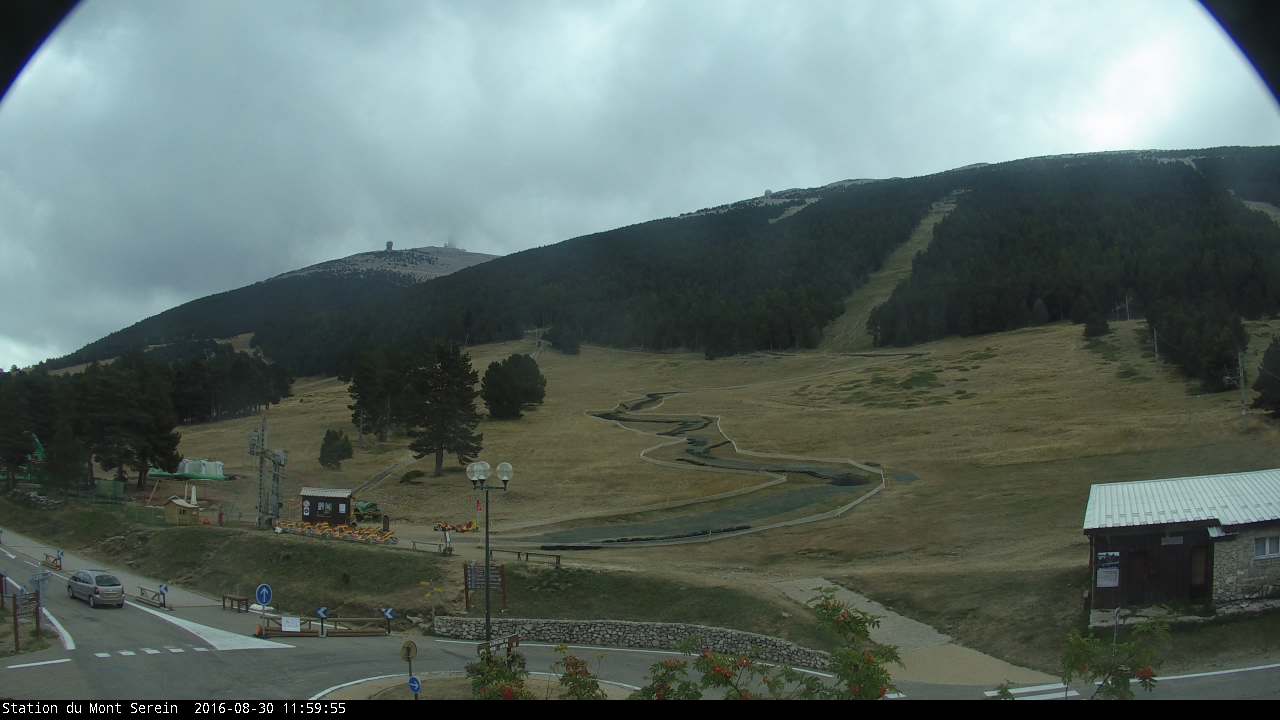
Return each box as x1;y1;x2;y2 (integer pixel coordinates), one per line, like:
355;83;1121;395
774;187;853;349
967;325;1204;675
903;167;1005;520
467;460;512;646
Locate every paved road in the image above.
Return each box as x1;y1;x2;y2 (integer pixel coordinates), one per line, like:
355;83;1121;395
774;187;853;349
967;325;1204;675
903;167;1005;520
1;528;1278;700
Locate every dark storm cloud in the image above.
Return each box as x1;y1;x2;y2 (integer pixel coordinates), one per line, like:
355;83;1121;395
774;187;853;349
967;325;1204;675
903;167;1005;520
1;0;1278;367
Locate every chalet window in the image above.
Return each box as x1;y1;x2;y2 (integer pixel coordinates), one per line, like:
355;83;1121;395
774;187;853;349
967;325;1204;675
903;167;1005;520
1255;536;1280;559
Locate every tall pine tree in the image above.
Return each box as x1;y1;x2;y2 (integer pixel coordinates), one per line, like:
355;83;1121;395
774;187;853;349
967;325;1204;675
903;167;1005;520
406;344;483;476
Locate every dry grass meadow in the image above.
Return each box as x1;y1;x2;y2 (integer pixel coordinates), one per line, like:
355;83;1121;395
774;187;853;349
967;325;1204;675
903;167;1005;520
171;316;1280;671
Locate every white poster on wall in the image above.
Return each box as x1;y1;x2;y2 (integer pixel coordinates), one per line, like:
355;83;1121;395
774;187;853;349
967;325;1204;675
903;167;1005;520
1096;552;1120;588
282;617;301;633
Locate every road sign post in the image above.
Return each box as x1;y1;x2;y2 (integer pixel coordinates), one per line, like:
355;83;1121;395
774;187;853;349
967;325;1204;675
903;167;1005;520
317;607;329;638
401;640;418;700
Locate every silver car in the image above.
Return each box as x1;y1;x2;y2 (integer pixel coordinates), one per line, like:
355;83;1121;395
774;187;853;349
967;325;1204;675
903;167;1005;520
67;570;125;609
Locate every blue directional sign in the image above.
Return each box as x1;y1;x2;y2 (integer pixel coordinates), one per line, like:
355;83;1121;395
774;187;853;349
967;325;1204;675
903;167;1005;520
408;677;421;694
255;583;272;606
316;607;329;620
382;608;395;620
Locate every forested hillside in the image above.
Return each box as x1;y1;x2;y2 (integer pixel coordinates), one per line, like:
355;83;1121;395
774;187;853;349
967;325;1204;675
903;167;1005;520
868;148;1280;388
48;146;1280;391
255;177;953;372
44;247;494;371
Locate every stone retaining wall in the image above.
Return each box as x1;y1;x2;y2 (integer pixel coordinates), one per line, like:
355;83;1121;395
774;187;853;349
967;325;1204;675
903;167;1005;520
432;616;831;670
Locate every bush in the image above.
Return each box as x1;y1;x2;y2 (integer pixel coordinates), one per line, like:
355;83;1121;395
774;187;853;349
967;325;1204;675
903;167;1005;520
546;325;580;355
466;650;533;700
400;469;426;484
319;429;354;469
1083;315;1111;338
481;354;547;419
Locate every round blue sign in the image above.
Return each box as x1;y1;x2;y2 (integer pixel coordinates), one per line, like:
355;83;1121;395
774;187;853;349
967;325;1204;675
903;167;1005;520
408;677;421;694
255;583;272;606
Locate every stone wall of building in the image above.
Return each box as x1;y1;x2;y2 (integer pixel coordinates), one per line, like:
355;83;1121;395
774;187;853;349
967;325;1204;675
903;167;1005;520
432;616;831;670
1213;526;1280;604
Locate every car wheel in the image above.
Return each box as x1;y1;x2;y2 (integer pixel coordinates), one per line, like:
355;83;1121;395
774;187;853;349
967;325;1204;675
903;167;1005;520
117;603;125;609
89;595;97;608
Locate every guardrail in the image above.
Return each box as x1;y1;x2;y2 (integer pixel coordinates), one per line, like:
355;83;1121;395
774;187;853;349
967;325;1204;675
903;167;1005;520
136;586;166;609
490;548;561;568
256;615;391;639
410;540;450;554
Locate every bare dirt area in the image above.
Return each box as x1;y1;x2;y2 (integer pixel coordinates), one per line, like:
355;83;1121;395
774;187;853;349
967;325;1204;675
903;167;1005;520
176;317;1280;675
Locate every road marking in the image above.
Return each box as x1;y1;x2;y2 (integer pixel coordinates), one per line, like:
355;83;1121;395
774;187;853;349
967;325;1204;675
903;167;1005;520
193;647;210;652
1019;690;1080;700
6;658;72;670
1139;662;1280;683
40;607;75;650
94;653;110;658
309;673;404;700
124;600;292;651
118;651;136;656
168;648;185;653
985;682;1074;698
142;648;160;655
528;671;641;691
1;548;14;559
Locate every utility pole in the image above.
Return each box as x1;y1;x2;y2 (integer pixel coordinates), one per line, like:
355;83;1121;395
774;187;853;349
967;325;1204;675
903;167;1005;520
1152;328;1158;359
254;414;268;529
1240;351;1249;429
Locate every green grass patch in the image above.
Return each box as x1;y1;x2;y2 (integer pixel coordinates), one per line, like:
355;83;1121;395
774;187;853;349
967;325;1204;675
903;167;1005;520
839;566;1087;673
1157;612;1280;671
0;499;447;620
1085;338;1121;362
899;371;940;390
1116;365;1152;382
490;565;839;652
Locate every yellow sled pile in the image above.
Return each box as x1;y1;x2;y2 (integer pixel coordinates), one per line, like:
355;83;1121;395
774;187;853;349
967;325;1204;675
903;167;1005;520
275;520;398;545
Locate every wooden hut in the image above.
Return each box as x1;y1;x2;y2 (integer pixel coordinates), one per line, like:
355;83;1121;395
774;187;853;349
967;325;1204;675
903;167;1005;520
299;487;355;526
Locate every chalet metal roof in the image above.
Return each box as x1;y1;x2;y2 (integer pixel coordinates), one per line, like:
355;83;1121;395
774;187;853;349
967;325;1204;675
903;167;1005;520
1083;469;1280;531
299;487;354;499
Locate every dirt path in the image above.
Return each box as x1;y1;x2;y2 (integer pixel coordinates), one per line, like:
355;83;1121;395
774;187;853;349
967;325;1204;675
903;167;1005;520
1243;199;1280;227
821;191;963;352
772;577;1054;685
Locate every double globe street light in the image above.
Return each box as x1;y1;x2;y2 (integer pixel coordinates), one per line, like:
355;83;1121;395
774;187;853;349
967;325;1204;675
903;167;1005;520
466;460;512;645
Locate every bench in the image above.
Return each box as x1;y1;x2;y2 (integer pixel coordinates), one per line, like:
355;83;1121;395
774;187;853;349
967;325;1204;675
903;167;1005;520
137;586;166;608
222;594;250;613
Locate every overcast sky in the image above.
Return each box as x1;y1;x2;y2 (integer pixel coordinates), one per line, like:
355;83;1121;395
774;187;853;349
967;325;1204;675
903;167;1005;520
1;0;1278;368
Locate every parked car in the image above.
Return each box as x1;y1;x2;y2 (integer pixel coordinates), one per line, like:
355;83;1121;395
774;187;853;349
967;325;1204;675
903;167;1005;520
67;570;125;608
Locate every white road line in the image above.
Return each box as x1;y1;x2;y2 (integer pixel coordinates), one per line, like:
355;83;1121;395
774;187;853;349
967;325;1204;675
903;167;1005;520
193;647;210;652
40;607;75;651
142;648;160;655
1018;690;1080;700
1142;662;1280;683
309;673;404;700
6;658;72;670
985;682;1069;697
528;671;641;691
168;648;184;653
118;651;136;656
124;600;292;651
94;652;110;658
1;548;15;559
